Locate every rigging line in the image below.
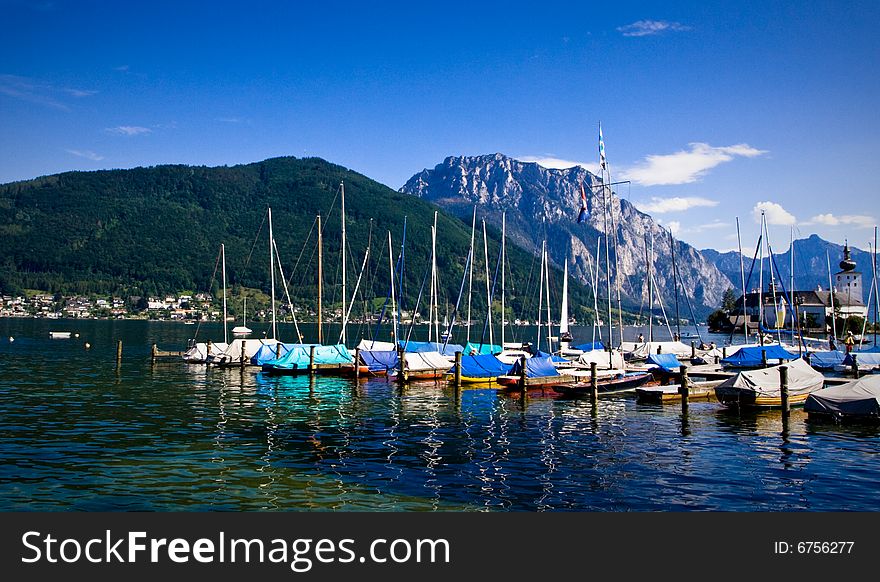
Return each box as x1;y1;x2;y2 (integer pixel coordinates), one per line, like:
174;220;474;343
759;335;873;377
515;239;541;345
285;216;317;288
192;245;224;341
403;262;432;348
728;233;763;345
443;248;472;352
272;237;303;343
673;252;704;345
768;248;805;354
478;236;504;349
244;208;269;269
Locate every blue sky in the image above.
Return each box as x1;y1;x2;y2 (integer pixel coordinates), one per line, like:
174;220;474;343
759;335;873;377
2;0;879;253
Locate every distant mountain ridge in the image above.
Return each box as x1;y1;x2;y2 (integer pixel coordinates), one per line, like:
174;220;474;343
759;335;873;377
401;153;735;317
704;234;877;301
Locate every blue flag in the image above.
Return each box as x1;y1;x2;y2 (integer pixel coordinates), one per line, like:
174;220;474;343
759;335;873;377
577;181;589;223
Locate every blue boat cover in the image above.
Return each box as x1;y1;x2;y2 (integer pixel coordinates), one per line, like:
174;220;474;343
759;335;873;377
646;353;683;373
508;355;560;378
535;350;569;363
359;349;399;372
265;346;311;370
843;352;880;367
264;343;353;370
807;350;845;370
313;344;354;364
721;345;798;366
398;341;464;356
464;341;501;355
573;341;605;352
250;343;320;366
458;354;509;378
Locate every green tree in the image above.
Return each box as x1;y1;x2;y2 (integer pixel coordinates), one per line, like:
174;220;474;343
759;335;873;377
721;288;737;312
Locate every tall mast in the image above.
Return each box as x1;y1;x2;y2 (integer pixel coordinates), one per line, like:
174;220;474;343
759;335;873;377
758;212;764;344
544;244;552;353
340;182;347;345
648;231;654;342
221;243;228;344
482;219;493;347
874;227;879;348
317;214;323;344
389;231;397;344
467;207;476;343
560;260;569;351
537;240;545;351
827;250;837;342
790;227;795;337
268;207;277;340
431;211;439;343
736;217;748;343
593;238;601;346
670;229;681;340
501;211;506;347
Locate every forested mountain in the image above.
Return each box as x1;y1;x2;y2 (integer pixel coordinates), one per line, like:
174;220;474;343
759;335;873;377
0;157;601;323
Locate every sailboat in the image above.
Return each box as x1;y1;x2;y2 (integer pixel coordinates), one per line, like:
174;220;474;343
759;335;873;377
231;293;252;337
182;243;230;363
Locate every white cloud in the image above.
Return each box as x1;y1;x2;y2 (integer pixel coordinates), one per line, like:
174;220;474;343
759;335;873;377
63;88;98;98
634;196;719;214
518;155;601;175
804;213;876;228
105;125;152;136
665;220;681;235
66;149;104;161
753;201;796;226
621;143;766;186
617;20;691;37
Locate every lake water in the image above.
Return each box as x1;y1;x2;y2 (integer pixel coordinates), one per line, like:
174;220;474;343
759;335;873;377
1;318;877;511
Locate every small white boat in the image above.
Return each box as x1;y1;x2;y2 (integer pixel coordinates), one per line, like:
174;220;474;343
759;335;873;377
232;325;252;336
49;331;72;339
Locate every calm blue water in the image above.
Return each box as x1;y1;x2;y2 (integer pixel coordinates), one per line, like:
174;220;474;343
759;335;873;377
1;318;878;511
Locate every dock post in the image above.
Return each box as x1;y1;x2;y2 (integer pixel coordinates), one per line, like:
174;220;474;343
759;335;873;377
240;342;246;369
779;365;790;418
722;346;727;359
658;345;662;354
590;361;598;401
309;345;316;375
397;345;406;384
518;355;527;392
852;354;860;379
454;350;462;389
151;343;158;364
354;347;361;380
679;365;689;414
761;349;768;368
116;340;123;365
691;341;696;359
276;343;282;359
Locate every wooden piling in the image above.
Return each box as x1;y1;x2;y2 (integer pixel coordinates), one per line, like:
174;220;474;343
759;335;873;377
590;361;598;401
779;365;790;417
354;347;361;380
276;343;282;359
309;345;316;375
240;341;246;368
397;345;406;384
691;340;696;359
761;349;768;368
454;350;462;388
518;355;527;392
151;343;158;363
852;354;860;379
116;340;123;364
657;345;662;354
722;346;727;359
679;365;689;413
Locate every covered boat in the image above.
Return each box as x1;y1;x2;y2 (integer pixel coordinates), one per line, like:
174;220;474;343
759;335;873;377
182;341;229;363
839;351;880;373
355;349;399;377
398;351;453;381
714;358;824;408
209;338;279;367
496;355;574;389
646;353;684;374
262;344;354;375
576;349;625;371
452;354;509;384
399;340;464;357
464;341;502;355
553;371;653;398
621;340;694;360
806;350;845;371
720;344;798;368
804;375;880;422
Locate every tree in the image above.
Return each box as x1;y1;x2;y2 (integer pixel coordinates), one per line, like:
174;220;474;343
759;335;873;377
721;288;738;312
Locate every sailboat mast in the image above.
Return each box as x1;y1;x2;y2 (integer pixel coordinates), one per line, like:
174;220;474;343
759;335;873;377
431;211;439;343
340;182;347;346
544;244;552;353
389;231;398;344
874;227;879;348
648;231;654;342
268;207;277;340
560;261;569;351
758;212;764;344
593;238;601;346
501;211;506;347
603;187;612;346
317;214;323;344
482;219;493;347
827;250;837;342
736;217;748;343
670;230;681;340
537;240;545;351
466;208;476;343
221;243;228;344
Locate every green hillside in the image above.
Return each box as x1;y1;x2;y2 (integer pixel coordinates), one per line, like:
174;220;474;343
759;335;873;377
0;157;602;325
